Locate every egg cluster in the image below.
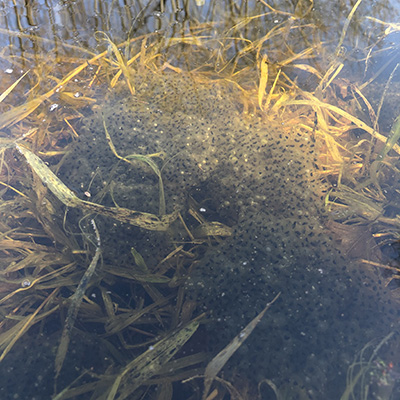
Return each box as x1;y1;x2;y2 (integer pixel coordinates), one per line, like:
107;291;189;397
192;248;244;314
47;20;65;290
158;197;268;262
60;71;398;397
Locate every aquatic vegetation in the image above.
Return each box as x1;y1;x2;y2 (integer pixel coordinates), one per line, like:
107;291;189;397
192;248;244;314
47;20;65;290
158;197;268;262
0;1;400;399
341;332;400;400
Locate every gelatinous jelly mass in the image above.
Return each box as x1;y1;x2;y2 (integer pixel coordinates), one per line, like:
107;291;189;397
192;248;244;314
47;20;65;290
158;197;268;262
60;71;399;396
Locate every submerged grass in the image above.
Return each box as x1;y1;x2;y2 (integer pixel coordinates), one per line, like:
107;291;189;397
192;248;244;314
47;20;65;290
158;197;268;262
15;144;176;230
103;117;167;215
0;0;400;399
341;332;398;400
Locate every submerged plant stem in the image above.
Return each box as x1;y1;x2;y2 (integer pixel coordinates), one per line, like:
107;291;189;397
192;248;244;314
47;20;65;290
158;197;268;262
55;219;101;378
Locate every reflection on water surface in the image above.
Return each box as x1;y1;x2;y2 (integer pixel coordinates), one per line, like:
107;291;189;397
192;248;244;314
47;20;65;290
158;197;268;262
1;1;400;399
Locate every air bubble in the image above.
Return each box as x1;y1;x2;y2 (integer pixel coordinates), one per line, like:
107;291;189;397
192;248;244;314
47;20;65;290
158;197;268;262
21;279;31;288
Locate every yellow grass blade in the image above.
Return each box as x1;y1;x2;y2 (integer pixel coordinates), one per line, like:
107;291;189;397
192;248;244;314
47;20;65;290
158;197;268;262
0;57;101;129
290;63;322;79
97;32;134;95
321;132;343;163
283;97;400;154
264;69;281;112
0;70;29;104
0;97;44;130
335;0;364;56
0;181;27;197
58;92;97;107
278;47;316;67
0;288;58;362
324;63;344;91
365;17;400;35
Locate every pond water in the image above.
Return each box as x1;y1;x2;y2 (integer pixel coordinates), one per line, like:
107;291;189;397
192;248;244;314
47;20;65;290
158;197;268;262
1;1;400;399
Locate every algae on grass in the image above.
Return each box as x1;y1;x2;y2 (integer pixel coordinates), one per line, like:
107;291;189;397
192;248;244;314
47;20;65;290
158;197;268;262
15;144;177;231
105;320;199;400
55;219;101;377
